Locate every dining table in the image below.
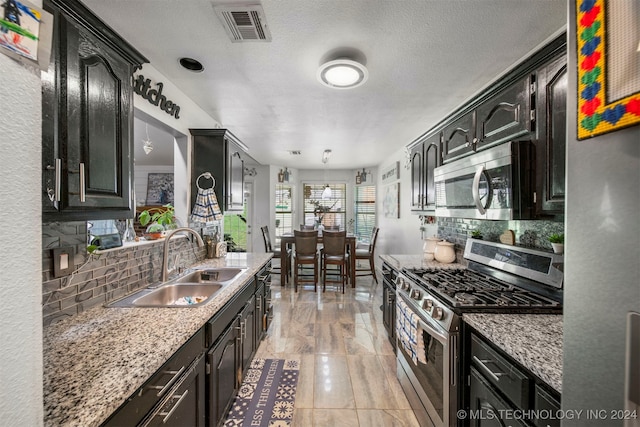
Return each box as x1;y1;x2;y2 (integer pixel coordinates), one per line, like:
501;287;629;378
279;232;357;287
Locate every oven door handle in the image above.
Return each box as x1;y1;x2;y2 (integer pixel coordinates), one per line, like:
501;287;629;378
472;165;487;215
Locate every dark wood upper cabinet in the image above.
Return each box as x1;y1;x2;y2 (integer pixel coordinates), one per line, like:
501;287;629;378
42;0;147;221
441;111;476;163
409;132;440;213
190;129;246;214
409;143;424;211
536;53;567;216
475;76;532;151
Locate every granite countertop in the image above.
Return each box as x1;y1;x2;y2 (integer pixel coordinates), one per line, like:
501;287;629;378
43;253;272;427
379;254;467;270
463;313;563;393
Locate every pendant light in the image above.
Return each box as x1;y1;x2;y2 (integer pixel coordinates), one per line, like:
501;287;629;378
321;149;332;199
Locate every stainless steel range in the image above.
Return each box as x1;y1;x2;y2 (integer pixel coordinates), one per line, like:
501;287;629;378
395;239;563;427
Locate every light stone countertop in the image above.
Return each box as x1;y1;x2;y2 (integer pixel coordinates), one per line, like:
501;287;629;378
379;254;467;271
463;313;563;393
43;253;272;427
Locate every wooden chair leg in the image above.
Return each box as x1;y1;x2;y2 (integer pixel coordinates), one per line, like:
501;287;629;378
369;257;378;283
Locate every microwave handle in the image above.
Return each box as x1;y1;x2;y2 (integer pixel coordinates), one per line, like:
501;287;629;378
472;165;487;215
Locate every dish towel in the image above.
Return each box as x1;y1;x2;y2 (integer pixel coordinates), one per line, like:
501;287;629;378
191;172;222;223
396;298;427;365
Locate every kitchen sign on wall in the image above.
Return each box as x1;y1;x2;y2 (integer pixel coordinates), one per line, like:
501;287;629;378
381;161;400;183
133;74;181;119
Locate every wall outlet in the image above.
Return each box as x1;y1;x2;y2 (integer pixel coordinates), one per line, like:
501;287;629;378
52;247;74;278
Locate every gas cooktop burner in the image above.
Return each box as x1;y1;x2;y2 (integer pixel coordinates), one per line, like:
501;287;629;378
403;267;561;310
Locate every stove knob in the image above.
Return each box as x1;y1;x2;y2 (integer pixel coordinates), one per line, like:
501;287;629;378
432;307;444;320
402;281;411;291
410;289;422;300
423;299;434;310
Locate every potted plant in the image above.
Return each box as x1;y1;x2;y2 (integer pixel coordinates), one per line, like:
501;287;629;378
470;229;483;239
139;204;176;239
548;233;564;254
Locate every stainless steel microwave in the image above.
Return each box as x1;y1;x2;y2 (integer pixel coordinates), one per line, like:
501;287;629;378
434;141;535;220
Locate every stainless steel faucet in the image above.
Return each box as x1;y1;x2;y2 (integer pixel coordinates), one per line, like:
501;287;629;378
162;227;205;282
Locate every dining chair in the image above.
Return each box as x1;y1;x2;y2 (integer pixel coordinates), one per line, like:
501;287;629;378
292;229;319;292
323;225;340;231
300;224;315;231
321;230;348;293
260;226;290;284
355;227;379;283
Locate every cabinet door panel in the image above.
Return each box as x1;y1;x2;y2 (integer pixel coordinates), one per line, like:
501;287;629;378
476;77;530;151
208;321;239;426
423;136;440;209
536;54;567;215
410;144;424;211
442;112;476;163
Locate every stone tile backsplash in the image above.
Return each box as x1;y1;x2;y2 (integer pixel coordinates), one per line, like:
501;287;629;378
436;217;564;262
42;221;206;326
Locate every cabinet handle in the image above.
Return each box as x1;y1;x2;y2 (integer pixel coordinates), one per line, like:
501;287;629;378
472;356;506;383
147;366;186;397
46;158;61;202
258;275;268;282
78;163;86;202
256;296;262;311
158;390;189;423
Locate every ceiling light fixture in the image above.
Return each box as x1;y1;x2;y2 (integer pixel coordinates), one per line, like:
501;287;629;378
317;59;368;89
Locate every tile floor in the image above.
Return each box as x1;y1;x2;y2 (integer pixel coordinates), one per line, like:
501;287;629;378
253;274;420;427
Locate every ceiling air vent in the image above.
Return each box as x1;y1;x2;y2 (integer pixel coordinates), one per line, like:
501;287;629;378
214;4;272;42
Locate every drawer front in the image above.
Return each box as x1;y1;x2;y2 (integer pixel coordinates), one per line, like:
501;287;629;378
102;329;205;426
471;334;530;410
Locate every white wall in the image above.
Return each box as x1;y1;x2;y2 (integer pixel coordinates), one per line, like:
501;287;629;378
0;30;45;427
375;147;434;258
562;2;640;421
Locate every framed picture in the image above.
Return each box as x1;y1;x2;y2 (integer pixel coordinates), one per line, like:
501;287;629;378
146;173;174;205
0;0;53;70
576;0;640;139
383;182;400;218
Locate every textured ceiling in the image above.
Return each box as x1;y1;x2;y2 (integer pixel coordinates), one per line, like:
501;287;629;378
83;0;567;169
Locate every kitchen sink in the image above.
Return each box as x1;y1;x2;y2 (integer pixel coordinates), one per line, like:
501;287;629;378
131;283;223;307
106;267;245;308
174;267;244;284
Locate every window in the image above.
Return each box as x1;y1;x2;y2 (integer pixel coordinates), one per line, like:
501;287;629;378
303;183;346;229
354;185;376;242
275;184;293;245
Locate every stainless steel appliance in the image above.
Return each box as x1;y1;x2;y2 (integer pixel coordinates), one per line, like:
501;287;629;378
434;141;535;220
395;239;563;427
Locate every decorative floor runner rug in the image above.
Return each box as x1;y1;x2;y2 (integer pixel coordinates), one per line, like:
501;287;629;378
224;359;299;427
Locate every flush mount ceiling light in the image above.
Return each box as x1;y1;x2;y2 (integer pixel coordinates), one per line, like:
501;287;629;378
317;59;368;89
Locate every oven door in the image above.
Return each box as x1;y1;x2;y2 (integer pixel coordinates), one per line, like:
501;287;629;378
396;293;457;427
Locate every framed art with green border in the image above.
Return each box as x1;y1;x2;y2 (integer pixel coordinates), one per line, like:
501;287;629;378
576;0;640;140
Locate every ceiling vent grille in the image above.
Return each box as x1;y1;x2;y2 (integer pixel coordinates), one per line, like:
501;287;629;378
214;5;272;42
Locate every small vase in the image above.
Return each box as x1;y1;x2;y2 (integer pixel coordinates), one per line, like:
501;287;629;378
551;243;564;254
434;240;456;264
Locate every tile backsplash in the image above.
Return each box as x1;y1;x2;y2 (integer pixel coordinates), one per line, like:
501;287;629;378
42;222;205;326
437;217;564;262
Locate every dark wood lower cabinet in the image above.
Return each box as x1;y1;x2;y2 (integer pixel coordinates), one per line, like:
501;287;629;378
207;318;240;426
142;355;206;427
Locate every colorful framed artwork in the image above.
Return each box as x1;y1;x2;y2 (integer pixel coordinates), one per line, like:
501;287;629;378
0;0;53;70
576;0;640;139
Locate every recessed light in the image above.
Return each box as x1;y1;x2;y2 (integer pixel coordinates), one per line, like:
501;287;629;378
317;59;368;89
179;57;204;73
